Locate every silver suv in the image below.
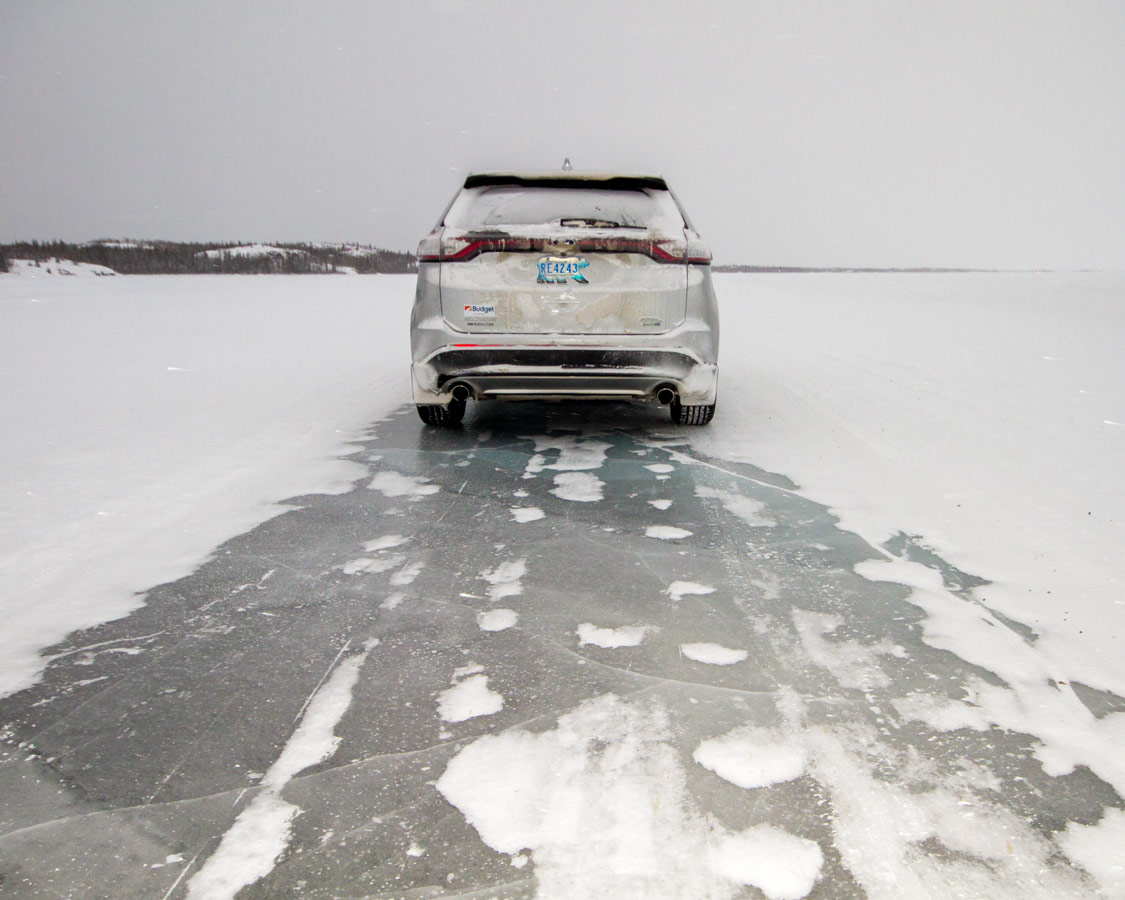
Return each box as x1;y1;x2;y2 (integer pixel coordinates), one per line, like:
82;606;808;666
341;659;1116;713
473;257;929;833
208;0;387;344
410;171;719;426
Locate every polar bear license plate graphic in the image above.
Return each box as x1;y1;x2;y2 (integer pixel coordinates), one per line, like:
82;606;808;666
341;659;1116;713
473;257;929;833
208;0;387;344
537;256;590;284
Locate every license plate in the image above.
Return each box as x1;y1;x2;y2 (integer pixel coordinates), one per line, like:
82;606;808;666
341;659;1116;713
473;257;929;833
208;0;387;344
537;256;590;284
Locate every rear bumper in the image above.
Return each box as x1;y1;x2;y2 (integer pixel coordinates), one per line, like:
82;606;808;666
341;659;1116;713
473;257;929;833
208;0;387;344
411;345;718;405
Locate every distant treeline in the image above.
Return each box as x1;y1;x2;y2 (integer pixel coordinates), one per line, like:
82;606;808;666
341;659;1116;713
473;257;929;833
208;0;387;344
712;265;993;274
0;240;417;275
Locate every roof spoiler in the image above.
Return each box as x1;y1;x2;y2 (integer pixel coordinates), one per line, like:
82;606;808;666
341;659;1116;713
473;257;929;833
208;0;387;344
463;173;669;191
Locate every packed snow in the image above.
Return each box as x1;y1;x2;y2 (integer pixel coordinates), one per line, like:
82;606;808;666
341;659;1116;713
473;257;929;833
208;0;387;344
368;470;439;498
1059;809;1125;898
479;559;527;602
708;825;824;900
509;506;546;523
644;525;693;540
576;623;655;648
437;672;504;722
693;727;808;788
679;642;749;666
665;581;716;602
362;534;409;551
437;693;828;899
549;471;604;502
477;608;519;632
526;435;611;473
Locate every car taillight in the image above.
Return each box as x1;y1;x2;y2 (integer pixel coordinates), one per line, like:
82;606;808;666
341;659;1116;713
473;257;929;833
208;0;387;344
417;231;442;262
419;233;534;262
437;234;481;261
686;238;712;265
651;238;712;265
418;232;712;265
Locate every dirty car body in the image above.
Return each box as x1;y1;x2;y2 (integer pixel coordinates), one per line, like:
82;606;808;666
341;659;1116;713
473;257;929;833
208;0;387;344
409;172;719;426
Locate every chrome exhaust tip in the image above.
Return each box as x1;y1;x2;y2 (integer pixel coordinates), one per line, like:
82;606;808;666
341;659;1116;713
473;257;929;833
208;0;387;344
656;386;677;406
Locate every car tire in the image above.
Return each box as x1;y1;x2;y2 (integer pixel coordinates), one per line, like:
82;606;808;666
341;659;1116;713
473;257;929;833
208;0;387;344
416;400;465;427
670;398;715;426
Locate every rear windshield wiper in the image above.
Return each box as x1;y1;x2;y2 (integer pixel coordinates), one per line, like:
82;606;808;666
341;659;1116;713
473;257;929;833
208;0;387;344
559;217;646;230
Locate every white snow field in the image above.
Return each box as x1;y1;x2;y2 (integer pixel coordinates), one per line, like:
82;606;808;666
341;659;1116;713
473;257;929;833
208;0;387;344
2;267;1124;896
702;271;1125;700
0;272;411;697
3;269;1121;700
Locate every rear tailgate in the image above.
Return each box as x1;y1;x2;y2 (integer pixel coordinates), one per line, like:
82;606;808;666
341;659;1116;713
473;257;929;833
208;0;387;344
439;234;687;335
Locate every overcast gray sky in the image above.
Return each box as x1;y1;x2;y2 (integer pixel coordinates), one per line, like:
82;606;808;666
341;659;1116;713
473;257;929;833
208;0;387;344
2;0;1123;268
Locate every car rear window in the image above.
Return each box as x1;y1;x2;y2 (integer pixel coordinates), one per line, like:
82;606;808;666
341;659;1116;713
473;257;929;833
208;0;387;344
444;185;687;235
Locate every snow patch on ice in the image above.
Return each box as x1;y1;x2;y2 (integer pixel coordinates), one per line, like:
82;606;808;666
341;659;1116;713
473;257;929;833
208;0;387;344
693;727;807;788
187;640;376;899
478;608;518;632
379;593;405;610
389;560;424;586
551;471;604;502
509;506;545;523
362;534;409;552
792;609;898;691
666;581;715;602
807;714;1091;899
859;556;1125;797
341;554;405;575
645;525;692;540
644;463;675;474
525;436;611;474
577;623;655;648
368;470;439;498
480;559;527;602
649;499;673;511
453;662;484;680
1059;807;1125;898
437;673;504;722
680;643;748;666
437;694;759;898
709;824;823;900
696;485;775;527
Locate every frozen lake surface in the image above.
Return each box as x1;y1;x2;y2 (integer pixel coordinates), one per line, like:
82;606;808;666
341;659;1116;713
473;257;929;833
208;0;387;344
0;403;1119;899
1;272;1123;898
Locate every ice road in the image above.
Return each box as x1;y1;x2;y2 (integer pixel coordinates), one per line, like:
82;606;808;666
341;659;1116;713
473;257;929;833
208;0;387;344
1;400;1121;899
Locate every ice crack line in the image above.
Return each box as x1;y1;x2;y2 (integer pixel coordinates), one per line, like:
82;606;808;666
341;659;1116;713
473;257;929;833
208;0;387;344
184;637;377;900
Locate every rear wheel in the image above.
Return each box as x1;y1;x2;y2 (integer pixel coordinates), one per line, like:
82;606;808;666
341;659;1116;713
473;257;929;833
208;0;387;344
416;400;465;427
670;398;715;426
